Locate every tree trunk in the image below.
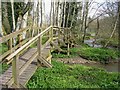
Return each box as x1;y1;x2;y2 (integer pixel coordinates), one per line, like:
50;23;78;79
53;1;55;26
11;0;16;32
0;0;2;36
55;0;59;26
66;2;71;27
21;0;29;39
59;1;63;27
50;1;53;25
2;3;11;34
40;0;43;27
70;3;76;28
63;0;66;28
104;15;119;48
37;0;41;27
118;2;120;50
93;18;99;47
82;2;89;43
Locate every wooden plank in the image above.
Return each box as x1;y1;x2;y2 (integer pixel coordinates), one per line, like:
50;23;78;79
0;27;30;43
50;41;63;52
12;54;19;87
6;26;52;62
0;38;31;63
0;26;41;44
19;51;38;75
67;43;70;56
53;37;58;40
38;56;52;68
20;48;37;60
19;62;37;86
37;35;42;57
46;55;52;63
42;38;51;50
58;39;66;46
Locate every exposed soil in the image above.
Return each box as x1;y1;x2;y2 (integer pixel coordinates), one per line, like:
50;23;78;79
55;57;119;72
56;57;100;65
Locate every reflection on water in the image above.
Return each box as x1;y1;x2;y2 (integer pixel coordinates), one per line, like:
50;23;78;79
82;62;119;72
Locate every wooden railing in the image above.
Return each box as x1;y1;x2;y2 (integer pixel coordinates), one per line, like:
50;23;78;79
0;25;41;63
0;25;68;87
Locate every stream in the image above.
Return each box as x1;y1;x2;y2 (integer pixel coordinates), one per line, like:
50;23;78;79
81;62;119;72
84;39;102;48
83;39;119;72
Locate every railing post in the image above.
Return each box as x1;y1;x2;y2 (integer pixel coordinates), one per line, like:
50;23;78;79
58;28;60;41
12;54;19;87
18;34;22;47
8;38;12;53
67;28;70;56
51;26;53;41
37;29;42;67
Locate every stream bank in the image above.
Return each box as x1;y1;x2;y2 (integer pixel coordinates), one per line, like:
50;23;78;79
55;57;119;72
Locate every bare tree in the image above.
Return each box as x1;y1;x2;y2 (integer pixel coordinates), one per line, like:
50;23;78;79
104;11;119;47
82;1;89;43
0;0;3;37
118;1;120;50
93;18;99;47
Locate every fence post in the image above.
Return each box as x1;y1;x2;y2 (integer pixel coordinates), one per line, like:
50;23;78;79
12;54;19;87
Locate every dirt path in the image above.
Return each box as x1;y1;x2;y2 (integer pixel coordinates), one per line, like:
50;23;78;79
56;57;100;65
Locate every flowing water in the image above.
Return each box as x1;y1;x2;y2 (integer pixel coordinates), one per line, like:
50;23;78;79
81;62;119;72
84;39;102;48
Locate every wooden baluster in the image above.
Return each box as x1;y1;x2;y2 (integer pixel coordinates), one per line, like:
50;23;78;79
12;54;19;87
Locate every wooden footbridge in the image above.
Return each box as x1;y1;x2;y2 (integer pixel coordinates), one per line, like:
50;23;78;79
0;25;74;88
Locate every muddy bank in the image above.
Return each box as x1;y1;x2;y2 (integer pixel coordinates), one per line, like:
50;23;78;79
55;57;119;72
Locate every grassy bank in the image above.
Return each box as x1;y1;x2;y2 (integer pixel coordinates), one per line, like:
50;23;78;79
26;60;119;88
52;44;119;63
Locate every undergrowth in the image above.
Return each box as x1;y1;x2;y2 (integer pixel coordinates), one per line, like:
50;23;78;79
52;44;119;63
26;60;119;88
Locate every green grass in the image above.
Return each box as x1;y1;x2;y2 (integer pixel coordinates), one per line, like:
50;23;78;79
0;64;10;75
26;60;119;88
52;44;119;63
0;44;9;74
78;47;119;62
0;43;8;55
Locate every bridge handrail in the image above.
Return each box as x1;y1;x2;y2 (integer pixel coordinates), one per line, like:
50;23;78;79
6;25;52;62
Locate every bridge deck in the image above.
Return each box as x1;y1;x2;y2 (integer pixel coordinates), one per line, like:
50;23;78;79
0;47;51;88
